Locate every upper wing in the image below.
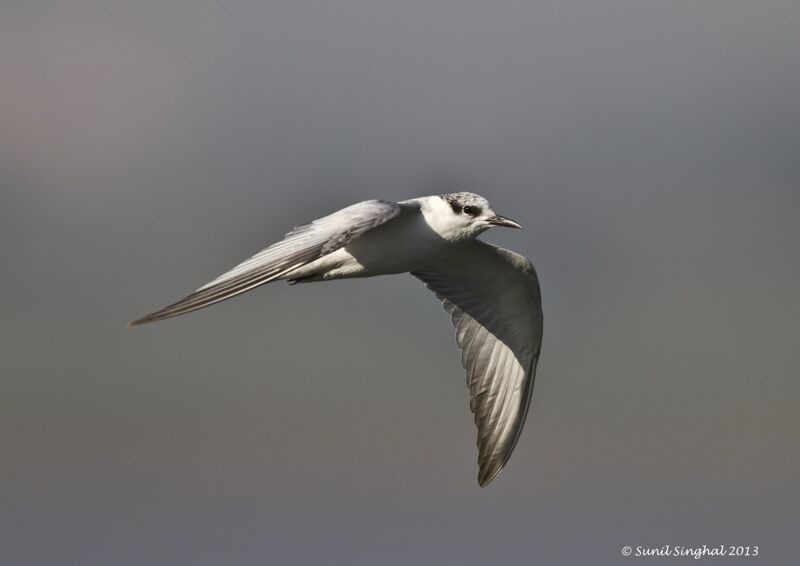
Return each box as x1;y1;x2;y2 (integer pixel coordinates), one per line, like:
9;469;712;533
412;240;543;486
129;199;401;326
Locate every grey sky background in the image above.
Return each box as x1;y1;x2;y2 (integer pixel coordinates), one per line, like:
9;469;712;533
2;1;799;564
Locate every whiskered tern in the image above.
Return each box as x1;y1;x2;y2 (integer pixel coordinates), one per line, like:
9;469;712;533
131;192;543;486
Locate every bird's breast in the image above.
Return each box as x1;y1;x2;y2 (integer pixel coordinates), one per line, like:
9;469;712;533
285;207;451;282
341;211;450;277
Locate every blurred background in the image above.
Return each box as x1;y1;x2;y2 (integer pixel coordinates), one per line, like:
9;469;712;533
2;1;798;564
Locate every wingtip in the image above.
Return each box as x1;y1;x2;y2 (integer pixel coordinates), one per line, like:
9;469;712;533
478;465;503;487
127;316;153;328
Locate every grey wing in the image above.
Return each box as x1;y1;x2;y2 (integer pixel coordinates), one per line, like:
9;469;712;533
412;240;543;486
130;199;401;326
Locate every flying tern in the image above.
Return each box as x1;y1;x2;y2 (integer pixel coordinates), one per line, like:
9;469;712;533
131;192;543;486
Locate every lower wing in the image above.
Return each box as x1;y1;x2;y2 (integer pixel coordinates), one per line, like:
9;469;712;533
412;240;543;486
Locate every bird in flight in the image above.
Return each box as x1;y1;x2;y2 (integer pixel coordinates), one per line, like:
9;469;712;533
131;192;543;486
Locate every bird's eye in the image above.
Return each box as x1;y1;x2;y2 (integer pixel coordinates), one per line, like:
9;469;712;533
463;205;480;216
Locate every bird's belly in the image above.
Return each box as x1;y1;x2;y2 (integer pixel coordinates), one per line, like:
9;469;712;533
342;223;447;277
283;209;449;282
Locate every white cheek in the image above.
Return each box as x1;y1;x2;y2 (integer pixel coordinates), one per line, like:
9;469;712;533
421;200;460;234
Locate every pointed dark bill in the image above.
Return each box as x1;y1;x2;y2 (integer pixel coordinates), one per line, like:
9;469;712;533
487;214;523;229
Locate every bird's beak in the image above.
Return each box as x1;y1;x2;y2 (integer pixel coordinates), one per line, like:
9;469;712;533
487;214;523;229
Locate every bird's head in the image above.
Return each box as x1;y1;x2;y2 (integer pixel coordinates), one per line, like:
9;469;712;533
424;192;522;241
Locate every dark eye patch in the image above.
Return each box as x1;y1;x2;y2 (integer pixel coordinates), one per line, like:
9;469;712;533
463;205;481;216
449;201;463;214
